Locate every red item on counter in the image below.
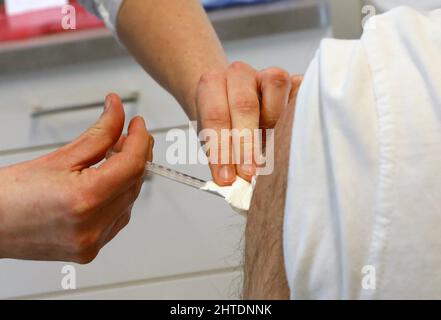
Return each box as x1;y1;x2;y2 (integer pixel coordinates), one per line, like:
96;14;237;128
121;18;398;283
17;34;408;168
0;0;104;42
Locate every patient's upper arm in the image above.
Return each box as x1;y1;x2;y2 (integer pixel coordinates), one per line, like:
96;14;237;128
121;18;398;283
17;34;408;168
243;77;300;299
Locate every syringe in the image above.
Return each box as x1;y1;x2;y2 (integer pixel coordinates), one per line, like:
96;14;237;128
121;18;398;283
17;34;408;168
144;162;224;198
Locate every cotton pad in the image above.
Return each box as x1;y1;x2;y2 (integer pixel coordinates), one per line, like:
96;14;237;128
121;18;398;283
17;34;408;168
200;176;256;216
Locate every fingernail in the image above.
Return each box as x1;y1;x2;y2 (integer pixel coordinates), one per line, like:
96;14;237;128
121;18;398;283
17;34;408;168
219;165;235;183
104;95;113;113
241;164;256;176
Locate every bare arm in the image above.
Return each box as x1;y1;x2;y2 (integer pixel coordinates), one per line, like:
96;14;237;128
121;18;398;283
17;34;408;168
117;1;294;186
116;0;227;120
243;76;302;299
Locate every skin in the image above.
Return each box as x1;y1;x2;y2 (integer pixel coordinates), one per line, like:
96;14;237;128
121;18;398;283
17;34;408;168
0;94;153;263
243;76;302;300
117;0;294;185
0;0;295;263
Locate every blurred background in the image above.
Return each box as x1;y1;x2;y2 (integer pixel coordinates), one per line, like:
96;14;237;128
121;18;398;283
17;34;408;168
0;0;439;300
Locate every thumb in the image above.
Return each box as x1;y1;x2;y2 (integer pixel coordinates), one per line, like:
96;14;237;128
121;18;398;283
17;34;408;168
56;93;125;171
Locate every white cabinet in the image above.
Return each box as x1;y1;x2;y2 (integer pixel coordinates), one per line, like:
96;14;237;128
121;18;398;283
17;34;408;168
44;271;242;300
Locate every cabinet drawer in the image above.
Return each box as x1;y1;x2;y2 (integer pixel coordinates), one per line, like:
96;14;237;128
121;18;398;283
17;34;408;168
0;93;139;153
43;271;241;300
0;130;245;299
0;58;189;153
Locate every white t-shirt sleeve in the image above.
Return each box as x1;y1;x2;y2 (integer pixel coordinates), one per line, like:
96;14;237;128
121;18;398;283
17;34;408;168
284;7;441;299
284;38;379;300
78;0;123;33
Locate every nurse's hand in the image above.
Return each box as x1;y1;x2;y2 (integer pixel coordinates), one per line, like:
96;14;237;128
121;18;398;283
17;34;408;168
196;62;302;185
0;94;154;264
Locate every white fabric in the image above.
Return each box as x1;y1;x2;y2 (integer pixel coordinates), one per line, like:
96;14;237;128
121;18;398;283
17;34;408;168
200;177;255;216
284;7;441;299
78;0;123;33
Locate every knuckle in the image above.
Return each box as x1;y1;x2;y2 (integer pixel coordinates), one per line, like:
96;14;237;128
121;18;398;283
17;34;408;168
127;157;146;181
202;107;229;128
198;69;226;86
232;96;259;114
88;123;112;141
229;61;251;72
74;250;99;265
85;124;116;148
262;68;290;86
122;214;132;229
70;230;102;258
261;117;279;129
261;110;283;128
133;158;146;178
67;190;98;222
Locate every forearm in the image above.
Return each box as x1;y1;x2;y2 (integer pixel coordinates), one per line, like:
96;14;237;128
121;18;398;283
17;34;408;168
116;0;228;120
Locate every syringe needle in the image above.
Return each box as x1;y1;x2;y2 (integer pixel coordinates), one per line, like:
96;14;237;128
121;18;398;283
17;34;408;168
144;162;207;190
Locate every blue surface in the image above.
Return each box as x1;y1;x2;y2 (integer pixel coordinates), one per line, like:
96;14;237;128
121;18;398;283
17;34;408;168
202;0;278;10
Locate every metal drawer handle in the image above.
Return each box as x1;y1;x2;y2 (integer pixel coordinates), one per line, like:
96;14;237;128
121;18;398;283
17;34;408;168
30;92;140;118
